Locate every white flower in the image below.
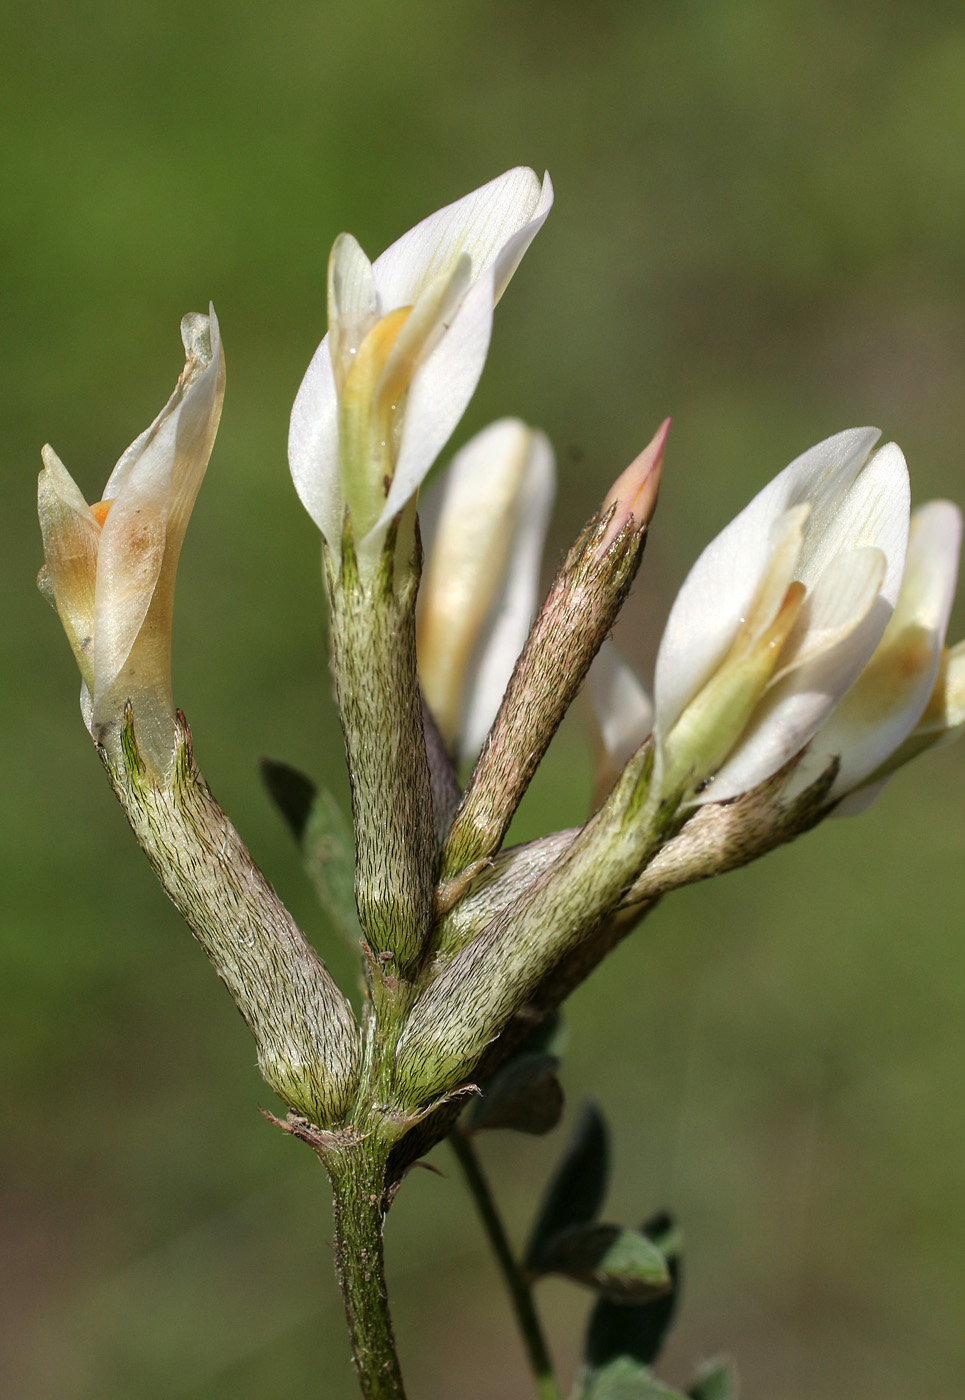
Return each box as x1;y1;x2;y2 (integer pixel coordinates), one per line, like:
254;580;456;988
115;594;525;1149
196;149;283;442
788;498;964;812
37;309;224;775
651;427;911;806
288;168;553;566
417;418;555;761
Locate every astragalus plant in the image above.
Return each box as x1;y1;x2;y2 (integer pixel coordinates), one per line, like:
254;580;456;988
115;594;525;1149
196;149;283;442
37;167;965;1400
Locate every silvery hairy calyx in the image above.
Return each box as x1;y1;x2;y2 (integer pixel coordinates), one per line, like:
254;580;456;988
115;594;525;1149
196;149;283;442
37;167;965;1400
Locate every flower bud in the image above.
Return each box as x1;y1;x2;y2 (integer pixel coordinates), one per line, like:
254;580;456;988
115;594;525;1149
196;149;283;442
417;419;555;760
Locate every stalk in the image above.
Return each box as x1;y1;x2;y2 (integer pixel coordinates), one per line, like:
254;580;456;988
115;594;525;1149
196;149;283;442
451;1127;562;1400
328;1145;408;1400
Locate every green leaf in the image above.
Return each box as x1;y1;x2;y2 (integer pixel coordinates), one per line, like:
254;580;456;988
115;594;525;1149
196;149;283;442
585;1211;682;1370
523;1102;609;1271
534;1222;670;1299
688;1358;736;1400
260;757;316;841
578;1356;688;1400
260;759;362;947
466;1051;564;1135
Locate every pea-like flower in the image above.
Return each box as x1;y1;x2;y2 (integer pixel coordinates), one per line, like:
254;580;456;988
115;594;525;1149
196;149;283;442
288;168;553;568
650;427;911;806
37;309;224;777
417;418;555;762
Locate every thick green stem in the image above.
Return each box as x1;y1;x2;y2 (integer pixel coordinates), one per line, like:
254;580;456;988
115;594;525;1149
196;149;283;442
329;1147;407;1400
451;1127;562;1400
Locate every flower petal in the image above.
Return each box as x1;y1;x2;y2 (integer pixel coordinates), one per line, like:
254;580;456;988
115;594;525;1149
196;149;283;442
790;499;962;802
419;418;537;741
587;641;654;769
795;441;909;610
371;168;552;308
459;429;555;759
654;490;811;741
93;309;224;728
289;328;341;546
697;545;888;803
327;233;380;393
919;634;965;736
37;444;100;687
375;265;498;531
772;545;887;681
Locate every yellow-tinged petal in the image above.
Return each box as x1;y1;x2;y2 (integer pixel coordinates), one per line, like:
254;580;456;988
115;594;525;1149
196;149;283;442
660;580;806;799
418;419;550;750
37;444;102;689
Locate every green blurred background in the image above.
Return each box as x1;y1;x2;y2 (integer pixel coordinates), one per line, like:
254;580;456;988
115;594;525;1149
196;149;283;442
4;1;965;1396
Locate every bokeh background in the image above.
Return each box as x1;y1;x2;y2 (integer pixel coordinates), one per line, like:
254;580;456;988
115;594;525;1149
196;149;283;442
4;2;965;1396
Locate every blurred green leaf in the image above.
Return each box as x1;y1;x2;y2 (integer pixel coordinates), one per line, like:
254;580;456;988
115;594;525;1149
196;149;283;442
534;1222;670;1299
585;1211;682;1370
260;756;316;842
524;1102;609;1271
578;1356;689;1400
260;758;361;947
516;1007;565;1058
466;1050;564;1135
687;1358;737;1400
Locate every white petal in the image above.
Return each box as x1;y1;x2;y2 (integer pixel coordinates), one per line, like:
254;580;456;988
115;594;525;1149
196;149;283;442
587;641;654;768
795;441;909;609
375;265;497;531
697;546;888;804
459;430;555;758
653;477;816;738
327;233;380;392
790;499;962;801
923;635;965;734
288;335;341;545
490;172;554;304
372;168;552;308
376;256;473;409
773;546;887;680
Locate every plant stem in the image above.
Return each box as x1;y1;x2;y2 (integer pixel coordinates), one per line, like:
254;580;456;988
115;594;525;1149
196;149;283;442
329;1147;407;1400
450;1127;562;1400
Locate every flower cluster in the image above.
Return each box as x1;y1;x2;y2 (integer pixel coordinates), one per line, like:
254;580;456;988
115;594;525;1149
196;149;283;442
591;430;964;814
37;169;964;820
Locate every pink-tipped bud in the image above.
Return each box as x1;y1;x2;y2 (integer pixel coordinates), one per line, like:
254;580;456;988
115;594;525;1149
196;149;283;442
599;417;670;550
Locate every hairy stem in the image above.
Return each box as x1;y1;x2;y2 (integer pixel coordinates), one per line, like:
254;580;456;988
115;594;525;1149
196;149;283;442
451;1127;562;1400
328;1147;407;1400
